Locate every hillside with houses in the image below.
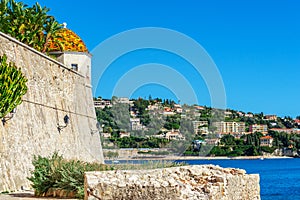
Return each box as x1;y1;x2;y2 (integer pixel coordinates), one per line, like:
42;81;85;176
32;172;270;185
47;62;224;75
94;97;300;158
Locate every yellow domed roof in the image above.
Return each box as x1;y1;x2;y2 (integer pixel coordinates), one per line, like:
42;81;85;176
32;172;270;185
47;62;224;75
47;28;88;53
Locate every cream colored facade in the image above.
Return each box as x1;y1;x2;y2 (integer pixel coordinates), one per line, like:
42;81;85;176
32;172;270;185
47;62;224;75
212;121;245;134
192;121;209;134
249;124;268;134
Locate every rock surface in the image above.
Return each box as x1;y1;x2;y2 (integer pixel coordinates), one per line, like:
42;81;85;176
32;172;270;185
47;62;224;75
85;165;260;200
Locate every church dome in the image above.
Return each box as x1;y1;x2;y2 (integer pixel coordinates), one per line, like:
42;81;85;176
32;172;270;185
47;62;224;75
47;28;88;53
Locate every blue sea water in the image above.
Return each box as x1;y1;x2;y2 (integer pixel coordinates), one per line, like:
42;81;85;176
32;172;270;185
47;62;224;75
107;158;300;199
175;158;300;200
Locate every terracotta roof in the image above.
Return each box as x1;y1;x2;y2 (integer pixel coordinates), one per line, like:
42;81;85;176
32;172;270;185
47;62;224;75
260;136;273;139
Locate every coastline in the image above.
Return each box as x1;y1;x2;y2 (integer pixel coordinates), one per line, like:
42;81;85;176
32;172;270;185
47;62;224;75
106;155;294;161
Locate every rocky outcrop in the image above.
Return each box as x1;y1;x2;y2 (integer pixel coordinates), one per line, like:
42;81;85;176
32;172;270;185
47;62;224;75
85;165;260;200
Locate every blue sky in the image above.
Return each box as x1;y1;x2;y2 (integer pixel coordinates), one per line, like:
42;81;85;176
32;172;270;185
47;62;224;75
26;0;300;117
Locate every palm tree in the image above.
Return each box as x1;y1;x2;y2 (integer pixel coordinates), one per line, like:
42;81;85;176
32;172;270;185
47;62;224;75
0;0;9;33
42;16;62;53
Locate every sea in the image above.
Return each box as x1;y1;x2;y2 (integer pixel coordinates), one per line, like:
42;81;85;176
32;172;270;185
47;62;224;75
106;158;300;200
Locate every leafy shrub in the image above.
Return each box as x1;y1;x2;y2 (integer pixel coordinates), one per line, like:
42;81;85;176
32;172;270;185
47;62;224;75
28;152;113;198
261;146;276;153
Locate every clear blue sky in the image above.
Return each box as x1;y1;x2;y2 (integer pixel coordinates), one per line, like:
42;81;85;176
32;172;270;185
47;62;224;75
26;0;300;117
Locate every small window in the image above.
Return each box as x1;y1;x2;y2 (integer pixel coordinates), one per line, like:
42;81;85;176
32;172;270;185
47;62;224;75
71;64;78;71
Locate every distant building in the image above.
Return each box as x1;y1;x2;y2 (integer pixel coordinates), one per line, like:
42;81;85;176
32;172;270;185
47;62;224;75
101;132;111;138
147;104;160;110
270;128;300;134
224;111;232;118
264;115;277;121
165;130;184;140
204;138;220;145
119;132;130;138
244;113;254;118
173;104;183;113
212;121;245;134
194;106;205;110
260;136;273;147
249;124;268;135
294;119;300;125
94;99;112;109
130;118;144;131
163;107;175;115
116;97;131;104
192;121;209;135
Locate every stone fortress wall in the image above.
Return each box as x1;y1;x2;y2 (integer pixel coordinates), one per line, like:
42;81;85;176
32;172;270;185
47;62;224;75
0;32;104;192
85;165;260;200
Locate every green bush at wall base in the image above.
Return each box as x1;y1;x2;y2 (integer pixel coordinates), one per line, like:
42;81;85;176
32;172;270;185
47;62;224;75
27;152;113;199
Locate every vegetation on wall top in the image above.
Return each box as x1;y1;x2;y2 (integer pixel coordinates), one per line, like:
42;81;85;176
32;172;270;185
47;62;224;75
0;0;62;52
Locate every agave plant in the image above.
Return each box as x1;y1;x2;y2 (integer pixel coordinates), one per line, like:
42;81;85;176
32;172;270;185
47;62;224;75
0;54;28;119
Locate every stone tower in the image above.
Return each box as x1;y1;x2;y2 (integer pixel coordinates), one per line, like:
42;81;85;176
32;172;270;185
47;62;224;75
48;24;92;86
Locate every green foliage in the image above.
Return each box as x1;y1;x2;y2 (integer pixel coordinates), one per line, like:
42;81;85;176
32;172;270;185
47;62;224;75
0;0;62;52
28;152;113;198
104;151;119;159
260;146;276;153
111;136;169;148
0;54;27;119
96;107;118;130
164;114;181;130
133;98;150;126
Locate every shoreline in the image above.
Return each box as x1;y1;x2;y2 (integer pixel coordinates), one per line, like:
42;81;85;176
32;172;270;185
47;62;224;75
106;155;294;161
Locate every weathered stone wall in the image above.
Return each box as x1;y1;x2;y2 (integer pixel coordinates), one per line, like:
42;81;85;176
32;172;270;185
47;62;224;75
0;32;104;192
85;165;260;200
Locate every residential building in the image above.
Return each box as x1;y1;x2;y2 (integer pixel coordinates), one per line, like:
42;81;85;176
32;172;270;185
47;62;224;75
260;136;274;147
204;138;220;145
113;97;133;105
130;118;144;131
249;124;268;134
270;128;300;134
101;132;111;138
147;104;160;110
264;115;277;121
192;121;209;134
224;111;232;118
237;112;244;117
173;104;183;113
165;130;184;140
194;106;205;110
212;121;246;134
163;107;175;115
295;119;300;125
94;99;112;109
119;132;130;138
244;113;254;118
